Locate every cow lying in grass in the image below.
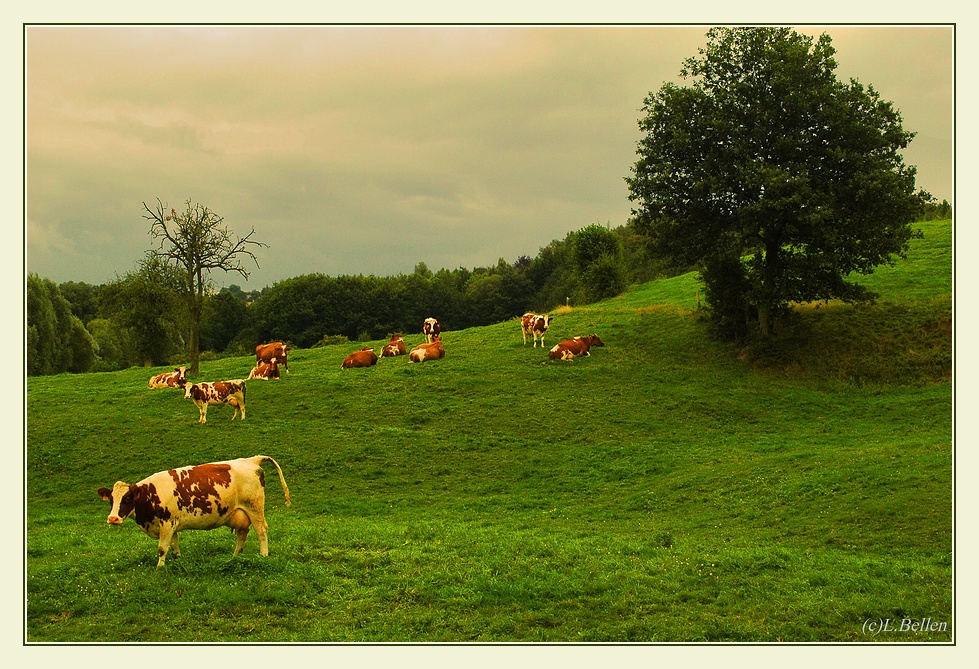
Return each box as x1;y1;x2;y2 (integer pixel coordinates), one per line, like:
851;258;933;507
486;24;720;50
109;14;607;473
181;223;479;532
548;334;605;360
341;347;379;368
380;336;407;358
148;366;187;389
248;358;280;380
409;339;445;363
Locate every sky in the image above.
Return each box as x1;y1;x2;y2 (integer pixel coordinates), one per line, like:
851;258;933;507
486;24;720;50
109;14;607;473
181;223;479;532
24;24;954;291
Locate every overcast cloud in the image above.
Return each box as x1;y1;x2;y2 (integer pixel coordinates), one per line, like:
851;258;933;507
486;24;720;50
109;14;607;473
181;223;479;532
25;24;953;290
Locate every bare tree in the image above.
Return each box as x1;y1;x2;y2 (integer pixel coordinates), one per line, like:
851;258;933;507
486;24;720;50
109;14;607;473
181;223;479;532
142;199;266;373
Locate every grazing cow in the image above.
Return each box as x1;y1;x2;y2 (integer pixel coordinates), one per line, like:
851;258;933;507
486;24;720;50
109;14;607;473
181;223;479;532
248;358;280;380
148;366;188;389
409;339;445;363
380;336;407;358
423;318;442;343
521;313;553;348
256;342;290;374
548;334;606;361
184;380;246;423
96;455;291;568
341;347;379;368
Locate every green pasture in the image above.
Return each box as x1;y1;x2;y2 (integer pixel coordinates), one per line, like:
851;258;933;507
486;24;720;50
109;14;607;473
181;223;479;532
25;220;953;643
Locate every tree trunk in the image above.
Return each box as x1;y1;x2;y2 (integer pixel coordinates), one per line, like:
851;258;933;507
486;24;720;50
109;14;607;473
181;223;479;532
757;240;779;338
189;320;200;374
758;304;772;337
188;286;202;374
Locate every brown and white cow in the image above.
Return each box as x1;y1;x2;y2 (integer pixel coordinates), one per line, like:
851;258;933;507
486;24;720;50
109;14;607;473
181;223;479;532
96;455;291;568
341;347;379;368
256;342;290;374
521;313;553;348
248;358;280;380
148;366;188;389
423;318;441;344
409;338;444;363
183;379;246;423
380;336;407;358
548;334;606;360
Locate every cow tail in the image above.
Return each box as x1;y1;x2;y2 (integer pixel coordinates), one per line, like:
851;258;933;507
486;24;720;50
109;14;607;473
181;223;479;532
258;455;291;506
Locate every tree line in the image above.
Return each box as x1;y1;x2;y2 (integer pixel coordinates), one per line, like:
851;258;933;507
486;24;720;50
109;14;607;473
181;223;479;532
27;223;651;376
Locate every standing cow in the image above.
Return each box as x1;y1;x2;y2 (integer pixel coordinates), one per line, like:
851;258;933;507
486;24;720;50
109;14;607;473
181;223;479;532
548;334;606;360
183;379;246;423
148;366;188;389
423;318;442;343
256;342;290;374
96;455;291;568
341;347;379;368
521;313;553;348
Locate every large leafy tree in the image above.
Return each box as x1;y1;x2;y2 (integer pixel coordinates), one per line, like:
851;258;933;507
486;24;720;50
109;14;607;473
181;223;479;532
143;199;265;373
571;224;628;303
626;27;929;338
199;290;253;353
97;257;187;367
26;274;97;376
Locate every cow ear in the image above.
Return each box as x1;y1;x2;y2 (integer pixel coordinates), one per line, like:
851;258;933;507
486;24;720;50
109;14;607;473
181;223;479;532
97;487;111;501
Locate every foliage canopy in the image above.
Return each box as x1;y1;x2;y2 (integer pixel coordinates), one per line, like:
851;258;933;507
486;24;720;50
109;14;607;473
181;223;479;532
626;27;930;338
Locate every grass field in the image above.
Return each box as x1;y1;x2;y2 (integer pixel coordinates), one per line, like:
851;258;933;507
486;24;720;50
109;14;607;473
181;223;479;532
24;220;953;643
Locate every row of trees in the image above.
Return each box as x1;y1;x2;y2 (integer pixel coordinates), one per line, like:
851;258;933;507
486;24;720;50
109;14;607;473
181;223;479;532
27;222;639;375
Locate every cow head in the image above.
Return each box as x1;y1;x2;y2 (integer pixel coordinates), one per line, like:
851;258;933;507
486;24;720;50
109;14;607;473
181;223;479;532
175;366;188;387
97;481;135;524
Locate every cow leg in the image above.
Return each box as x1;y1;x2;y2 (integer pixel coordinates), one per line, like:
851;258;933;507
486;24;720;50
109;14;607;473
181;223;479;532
170;532;180;557
198;404;208;424
233;527;249;555
237;508;269;556
156;524;176;568
254;520;270;556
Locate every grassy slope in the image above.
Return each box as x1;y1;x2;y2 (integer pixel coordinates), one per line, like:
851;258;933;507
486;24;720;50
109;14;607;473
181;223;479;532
25;221;952;643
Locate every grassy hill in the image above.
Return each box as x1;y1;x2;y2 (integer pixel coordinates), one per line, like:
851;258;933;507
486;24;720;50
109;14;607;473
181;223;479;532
25;220;952;642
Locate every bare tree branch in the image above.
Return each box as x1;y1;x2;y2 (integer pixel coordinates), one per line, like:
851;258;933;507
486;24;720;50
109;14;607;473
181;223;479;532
141;198;267;372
